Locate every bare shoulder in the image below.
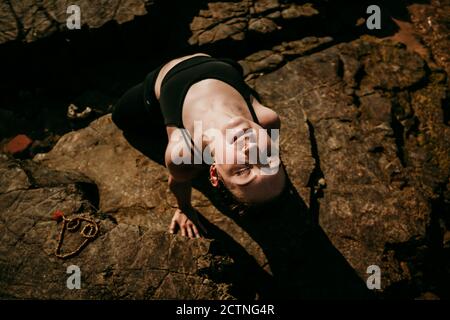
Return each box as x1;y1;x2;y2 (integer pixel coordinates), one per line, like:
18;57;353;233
155;53;211;99
251;95;281;130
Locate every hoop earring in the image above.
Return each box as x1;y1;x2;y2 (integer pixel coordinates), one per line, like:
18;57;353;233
209;163;218;186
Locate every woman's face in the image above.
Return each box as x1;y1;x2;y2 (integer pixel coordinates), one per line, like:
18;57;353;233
213;116;285;203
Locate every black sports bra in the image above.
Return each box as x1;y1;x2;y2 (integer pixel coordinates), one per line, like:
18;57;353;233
155;56;259;128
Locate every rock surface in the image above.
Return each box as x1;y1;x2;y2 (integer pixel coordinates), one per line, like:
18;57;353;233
0;0;449;300
32;112;320;299
0;154;235;299
0;0;323;46
188;0;320;46
239;36;333;79
0;0;153;44
253;37;449;291
27;37;448;298
408;0;450;81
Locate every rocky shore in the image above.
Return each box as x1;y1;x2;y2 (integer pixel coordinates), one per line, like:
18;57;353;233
0;0;449;299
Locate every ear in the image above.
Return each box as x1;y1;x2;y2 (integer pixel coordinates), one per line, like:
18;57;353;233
209;164;219;188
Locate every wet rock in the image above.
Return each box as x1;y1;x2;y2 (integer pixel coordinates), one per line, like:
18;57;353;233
252;37;449;290
239;50;284;77
34;115;172;214
248;17;280;34
275;37;334;57
8;40;448;298
408;1;450;79
385;18;430;61
33;116;280;296
281;3;319;20
0;154;31;193
187;0;320;46
253;0;280;15
0;0;152;44
239;36;333;77
0;154;234;299
0;0;447;299
360;42;426;91
188;1;250;46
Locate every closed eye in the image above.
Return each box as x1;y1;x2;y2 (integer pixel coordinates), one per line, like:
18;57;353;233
235;165;251;176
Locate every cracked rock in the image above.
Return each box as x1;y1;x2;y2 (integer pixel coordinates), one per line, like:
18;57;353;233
0;0;152;44
0;154;235;299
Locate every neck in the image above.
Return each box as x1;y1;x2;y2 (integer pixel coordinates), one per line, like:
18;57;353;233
184;100;255;155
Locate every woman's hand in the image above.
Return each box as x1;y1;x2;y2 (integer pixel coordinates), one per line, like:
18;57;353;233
169;207;206;238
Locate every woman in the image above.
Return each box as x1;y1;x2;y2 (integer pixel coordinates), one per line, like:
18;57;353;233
112;53;286;238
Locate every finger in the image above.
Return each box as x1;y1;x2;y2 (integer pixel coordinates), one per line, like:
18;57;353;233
186;225;194;239
180;225;186;237
169;219;177;234
192;224;200;238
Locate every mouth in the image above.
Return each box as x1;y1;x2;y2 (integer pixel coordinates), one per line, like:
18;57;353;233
226;126;253;144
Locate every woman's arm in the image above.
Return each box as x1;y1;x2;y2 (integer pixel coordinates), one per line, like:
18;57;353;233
167;175;192;210
167;176;203;238
165;141;204;238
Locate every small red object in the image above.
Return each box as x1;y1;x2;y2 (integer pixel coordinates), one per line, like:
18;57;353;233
52;210;64;221
3;134;33;155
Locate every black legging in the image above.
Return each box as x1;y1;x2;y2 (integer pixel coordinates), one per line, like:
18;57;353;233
111;63;166;137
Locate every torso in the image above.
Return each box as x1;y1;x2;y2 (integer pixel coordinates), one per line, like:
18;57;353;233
155;53;279;176
154;53;263;135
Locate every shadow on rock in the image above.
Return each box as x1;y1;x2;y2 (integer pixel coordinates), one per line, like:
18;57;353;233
199;175;374;299
121;129;374;299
